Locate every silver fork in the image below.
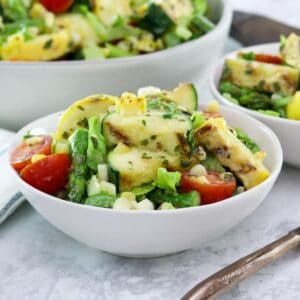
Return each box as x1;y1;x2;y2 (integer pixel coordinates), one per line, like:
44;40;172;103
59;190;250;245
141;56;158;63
182;228;300;300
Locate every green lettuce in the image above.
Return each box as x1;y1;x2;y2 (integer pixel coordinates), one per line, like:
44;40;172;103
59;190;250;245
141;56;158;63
155;167;181;192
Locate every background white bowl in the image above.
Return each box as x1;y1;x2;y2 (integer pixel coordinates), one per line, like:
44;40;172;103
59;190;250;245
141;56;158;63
8;105;282;257
210;43;300;167
0;0;231;131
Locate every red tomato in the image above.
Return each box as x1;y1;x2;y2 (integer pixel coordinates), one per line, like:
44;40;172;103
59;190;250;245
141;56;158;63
20;154;71;194
39;0;73;14
11;135;52;172
180;171;236;205
255;54;283;65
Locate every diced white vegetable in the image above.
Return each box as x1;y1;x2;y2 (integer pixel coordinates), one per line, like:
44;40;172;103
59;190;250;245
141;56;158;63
130;200;138;210
24;136;43;146
197;176;209;184
159;202;175;210
236;186;245;194
31;154;46;164
99;181;116;196
97;164;108;182
189;164;207;177
113;198;132;210
120;192;138;209
87;175;101;197
137;199;154;211
137;86;161;97
120;192;136;202
54;141;69;154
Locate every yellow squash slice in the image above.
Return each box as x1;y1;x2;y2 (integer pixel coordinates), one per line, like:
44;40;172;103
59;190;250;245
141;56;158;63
0;30;72;61
287;91;300;120
56;94;117;140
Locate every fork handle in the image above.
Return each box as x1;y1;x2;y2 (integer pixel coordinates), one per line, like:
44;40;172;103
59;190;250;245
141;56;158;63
182;228;300;300
231;11;300;46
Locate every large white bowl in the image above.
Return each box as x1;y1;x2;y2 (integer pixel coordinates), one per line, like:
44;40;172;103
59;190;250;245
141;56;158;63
0;0;231;131
8;105;282;257
210;43;300;167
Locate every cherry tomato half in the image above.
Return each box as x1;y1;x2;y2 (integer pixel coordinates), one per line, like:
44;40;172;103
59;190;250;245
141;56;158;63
255;54;283;65
39;0;74;14
180;171;236;205
20;153;71;194
11;135;52;172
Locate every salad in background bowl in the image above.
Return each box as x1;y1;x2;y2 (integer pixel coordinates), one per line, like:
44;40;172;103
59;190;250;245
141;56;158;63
8;84;282;257
0;0;215;61
211;33;300;167
0;0;232;130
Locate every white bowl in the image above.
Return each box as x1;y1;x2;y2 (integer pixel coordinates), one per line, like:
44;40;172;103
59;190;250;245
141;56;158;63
8;105;282;257
0;0;232;131
210;43;300;167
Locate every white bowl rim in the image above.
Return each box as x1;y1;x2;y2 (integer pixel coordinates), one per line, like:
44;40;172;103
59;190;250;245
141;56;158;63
0;0;232;69
8;104;283;215
210;42;300;126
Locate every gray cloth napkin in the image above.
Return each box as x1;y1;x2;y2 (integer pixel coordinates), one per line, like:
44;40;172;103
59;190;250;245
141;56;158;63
0;129;25;224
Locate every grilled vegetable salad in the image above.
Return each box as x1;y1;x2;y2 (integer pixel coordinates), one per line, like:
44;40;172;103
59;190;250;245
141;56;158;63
11;83;270;210
220;33;300;121
0;0;215;61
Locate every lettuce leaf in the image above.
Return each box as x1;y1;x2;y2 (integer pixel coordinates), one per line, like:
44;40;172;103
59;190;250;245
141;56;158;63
155;167;181;192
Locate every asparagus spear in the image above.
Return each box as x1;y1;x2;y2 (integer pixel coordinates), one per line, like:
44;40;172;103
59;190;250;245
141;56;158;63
68;173;87;203
87;116;106;172
68;128;89;203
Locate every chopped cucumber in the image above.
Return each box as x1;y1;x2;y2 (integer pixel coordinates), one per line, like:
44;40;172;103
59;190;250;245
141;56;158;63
54;140;70;154
99;180;116;196
87;175;101;197
97;164;108;182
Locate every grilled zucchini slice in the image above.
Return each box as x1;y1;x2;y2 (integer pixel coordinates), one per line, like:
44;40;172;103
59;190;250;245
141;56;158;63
225;58;299;95
195;117;270;189
108;143;181;191
102;111;191;154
